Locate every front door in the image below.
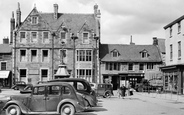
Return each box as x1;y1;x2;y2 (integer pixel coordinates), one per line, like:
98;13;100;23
46;85;61;111
29;86;46;112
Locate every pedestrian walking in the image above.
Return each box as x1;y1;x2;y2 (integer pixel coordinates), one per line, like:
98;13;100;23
120;84;126;99
117;87;122;98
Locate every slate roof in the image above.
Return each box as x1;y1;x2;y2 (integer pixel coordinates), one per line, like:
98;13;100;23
40;13;96;33
0;44;12;53
100;44;162;62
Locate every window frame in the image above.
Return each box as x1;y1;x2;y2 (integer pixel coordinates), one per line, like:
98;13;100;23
178;21;181;34
82;32;89;44
1;61;7;70
42;49;49;62
178;41;181;59
128;63;134;71
170;26;172;38
20;49;27;62
139;63;144;71
42;31;49;43
20;31;26;43
170;44;173;61
77;50;92;62
60;31;66;39
32;16;38;24
31;31;38;43
40;68;49;81
31;49;38;62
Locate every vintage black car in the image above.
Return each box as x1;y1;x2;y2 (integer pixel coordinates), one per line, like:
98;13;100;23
3;82;86;115
95;83;113;98
48;78;98;107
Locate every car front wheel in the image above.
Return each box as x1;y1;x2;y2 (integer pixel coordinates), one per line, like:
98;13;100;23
60;103;75;115
104;92;111;98
5;104;21;115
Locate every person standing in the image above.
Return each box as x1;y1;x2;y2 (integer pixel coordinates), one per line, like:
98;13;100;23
120;84;126;99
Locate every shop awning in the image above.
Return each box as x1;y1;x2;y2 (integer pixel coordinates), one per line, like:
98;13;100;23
0;71;10;78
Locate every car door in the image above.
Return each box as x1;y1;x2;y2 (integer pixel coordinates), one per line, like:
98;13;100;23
46;85;61;111
29;86;46;112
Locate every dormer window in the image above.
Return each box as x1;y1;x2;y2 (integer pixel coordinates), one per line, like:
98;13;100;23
32;16;38;24
61;32;66;39
140;50;148;58
111;50;119;57
82;32;89;44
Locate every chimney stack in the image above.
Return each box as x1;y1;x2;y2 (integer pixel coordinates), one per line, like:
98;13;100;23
153;37;158;45
54;4;58;19
10;11;15;44
130;35;135;45
16;2;21;27
3;37;9;44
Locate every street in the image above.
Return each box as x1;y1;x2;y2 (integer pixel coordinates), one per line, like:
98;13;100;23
0;90;184;115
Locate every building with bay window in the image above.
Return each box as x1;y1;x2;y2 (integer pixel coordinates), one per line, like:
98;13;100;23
11;3;100;85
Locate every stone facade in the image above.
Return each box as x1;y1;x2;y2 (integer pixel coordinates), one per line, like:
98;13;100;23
11;3;101;85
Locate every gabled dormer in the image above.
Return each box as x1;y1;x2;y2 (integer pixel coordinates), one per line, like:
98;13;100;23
140;49;149;58
111;49;120;57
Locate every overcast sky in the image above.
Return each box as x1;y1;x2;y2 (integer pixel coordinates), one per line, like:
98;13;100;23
0;0;184;44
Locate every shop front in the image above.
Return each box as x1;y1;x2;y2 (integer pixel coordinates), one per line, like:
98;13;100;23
160;64;184;95
0;70;12;88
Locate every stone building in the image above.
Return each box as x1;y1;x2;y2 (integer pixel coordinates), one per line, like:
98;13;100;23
161;15;184;94
0;38;12;87
100;38;164;90
11;3;101;85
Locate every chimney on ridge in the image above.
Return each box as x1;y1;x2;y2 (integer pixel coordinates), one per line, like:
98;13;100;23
54;4;58;19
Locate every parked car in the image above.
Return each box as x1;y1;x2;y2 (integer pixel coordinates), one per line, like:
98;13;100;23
48;78;98;107
20;84;33;94
96;83;113;98
11;84;28;90
3;82;86;115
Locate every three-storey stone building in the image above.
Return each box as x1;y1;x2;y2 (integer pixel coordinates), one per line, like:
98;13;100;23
11;3;101;85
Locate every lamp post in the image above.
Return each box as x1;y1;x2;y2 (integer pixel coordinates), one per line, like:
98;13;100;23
71;33;78;78
51;32;56;79
94;33;99;83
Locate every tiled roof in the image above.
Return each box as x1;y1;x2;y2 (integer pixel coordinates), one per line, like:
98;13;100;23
0;44;12;53
40;13;96;33
100;44;162;62
157;38;165;53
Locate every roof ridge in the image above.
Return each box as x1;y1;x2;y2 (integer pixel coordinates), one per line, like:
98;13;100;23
40;12;93;15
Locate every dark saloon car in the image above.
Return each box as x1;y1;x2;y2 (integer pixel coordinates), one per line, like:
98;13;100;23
96;83;113;98
3;82;86;115
48;78;98;107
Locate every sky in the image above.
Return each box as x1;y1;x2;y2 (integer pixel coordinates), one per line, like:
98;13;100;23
0;0;184;45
